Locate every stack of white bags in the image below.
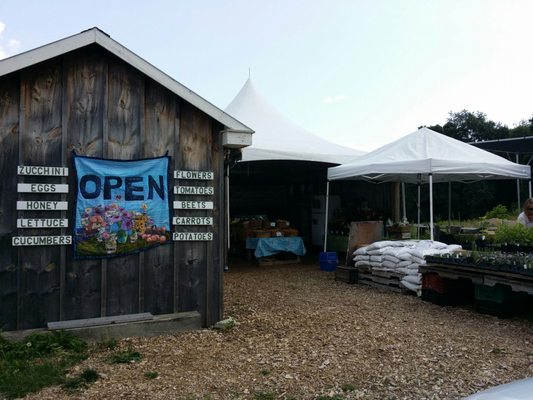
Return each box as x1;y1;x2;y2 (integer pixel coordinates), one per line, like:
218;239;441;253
352;240;463;294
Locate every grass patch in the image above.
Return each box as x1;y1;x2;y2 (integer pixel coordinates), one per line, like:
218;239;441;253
254;391;275;400
107;347;142;364
0;330;89;399
144;371;158;379
96;337;119;351
62;368;99;392
341;383;357;392
259;368;270;376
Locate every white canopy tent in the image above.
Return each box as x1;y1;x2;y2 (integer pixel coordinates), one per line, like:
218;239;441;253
225;78;365;164
326;127;531;243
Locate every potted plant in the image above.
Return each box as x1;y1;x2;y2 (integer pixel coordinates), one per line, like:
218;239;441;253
494;223;533;253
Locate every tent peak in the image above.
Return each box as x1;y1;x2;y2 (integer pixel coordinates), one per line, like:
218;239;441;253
225;79;365;164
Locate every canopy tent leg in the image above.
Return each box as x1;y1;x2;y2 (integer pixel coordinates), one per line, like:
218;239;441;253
417;173;421;240
226;163;230;250
516;153;521;210
323;181;330;252
401;182;407;223
417;184;421;240
448;180;451;231
225;162;230;272
529;180;532;198
429;174;434;241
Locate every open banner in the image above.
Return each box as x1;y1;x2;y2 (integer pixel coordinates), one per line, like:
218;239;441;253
73;154;171;258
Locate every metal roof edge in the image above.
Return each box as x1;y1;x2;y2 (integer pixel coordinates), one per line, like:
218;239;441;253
0;27;253;133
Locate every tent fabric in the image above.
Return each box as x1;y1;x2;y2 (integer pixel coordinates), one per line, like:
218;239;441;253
225;78;365;164
327;127;531;183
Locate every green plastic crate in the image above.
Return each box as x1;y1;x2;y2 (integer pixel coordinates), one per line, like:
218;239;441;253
474;284;512;304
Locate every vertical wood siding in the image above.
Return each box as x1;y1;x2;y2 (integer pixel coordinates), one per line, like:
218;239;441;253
19;61;63;329
142;82;178;315
0;76;20;331
177;102;212;324
63;49;107;322
0;46;224;331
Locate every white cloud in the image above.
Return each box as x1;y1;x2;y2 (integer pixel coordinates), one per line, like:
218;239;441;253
323;94;348;104
0;22;20;60
334;95;347;102
8;39;20;53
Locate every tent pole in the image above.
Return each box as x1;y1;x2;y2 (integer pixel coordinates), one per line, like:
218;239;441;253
225;162;230;272
226;163;230;249
323;181;330;252
429;174;434;241
417;173;421;240
401;182;406;223
417;184;421;239
516;153;521;210
448;180;451;231
529;180;532;198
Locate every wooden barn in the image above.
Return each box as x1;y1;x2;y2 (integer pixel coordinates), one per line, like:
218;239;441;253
0;28;253;335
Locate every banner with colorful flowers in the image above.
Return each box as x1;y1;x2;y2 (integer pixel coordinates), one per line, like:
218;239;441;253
73;154;171;258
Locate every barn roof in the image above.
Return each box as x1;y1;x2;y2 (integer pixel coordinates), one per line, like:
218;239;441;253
0;27;253;135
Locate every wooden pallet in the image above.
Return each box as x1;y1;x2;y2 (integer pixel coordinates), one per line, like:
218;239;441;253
370;269;403;280
257;256;301;266
358;270;405;293
357;264;371;272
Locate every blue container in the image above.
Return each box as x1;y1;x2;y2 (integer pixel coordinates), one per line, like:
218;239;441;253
319;251;338;271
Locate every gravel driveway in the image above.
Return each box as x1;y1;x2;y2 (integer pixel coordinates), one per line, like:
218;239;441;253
24;252;533;399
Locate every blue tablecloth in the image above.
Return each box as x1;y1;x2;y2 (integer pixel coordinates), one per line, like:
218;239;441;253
246;237;307;258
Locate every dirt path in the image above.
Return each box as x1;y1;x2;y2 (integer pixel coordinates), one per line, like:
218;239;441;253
24;253;533;399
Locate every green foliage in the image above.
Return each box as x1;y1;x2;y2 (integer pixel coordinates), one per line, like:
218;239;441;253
341;383;357;392
254;391;275;400
484;204;511;219
508;118;533;137
494;223;533;246
427;110;509;142
62;368;99;392
144;371;158;379
107;347;142;364
96;337;119;351
0;330;89;399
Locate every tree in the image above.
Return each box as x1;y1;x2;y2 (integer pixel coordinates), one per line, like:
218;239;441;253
508;120;531;137
427;110;509;142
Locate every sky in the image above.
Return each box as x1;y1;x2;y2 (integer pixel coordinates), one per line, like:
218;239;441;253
1;0;532;152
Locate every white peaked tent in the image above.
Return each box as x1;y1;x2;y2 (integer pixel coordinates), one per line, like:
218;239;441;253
327;127;531;242
225;78;365;163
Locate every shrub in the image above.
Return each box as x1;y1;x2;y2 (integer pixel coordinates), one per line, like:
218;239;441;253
494;223;533;246
485;204;511;219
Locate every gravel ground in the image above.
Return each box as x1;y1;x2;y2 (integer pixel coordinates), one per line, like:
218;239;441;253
23;253;533;400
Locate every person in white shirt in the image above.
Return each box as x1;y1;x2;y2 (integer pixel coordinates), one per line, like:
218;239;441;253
517;198;533;228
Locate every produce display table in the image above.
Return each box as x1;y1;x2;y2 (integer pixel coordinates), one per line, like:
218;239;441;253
245;237;306;260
